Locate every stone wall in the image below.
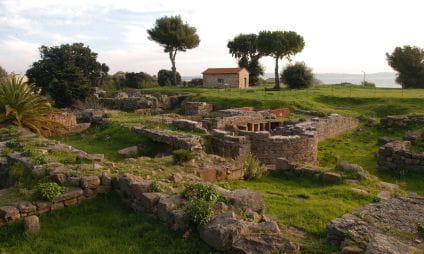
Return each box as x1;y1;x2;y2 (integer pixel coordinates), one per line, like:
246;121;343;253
48;111;91;135
273;114;358;142
132;126;202;152
171;119;208;134
209;129;317;165
182;102;213;116
380;115;424;128
0;175;111;228
116;173;294;253
100;94;187;111
377;140;424;173
202;113;277;131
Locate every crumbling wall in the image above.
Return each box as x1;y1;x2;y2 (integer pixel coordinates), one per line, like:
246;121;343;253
202;114;273;131
380;115;424;128
182;102;213;116
274;114;358;142
377;140;424;173
132;126;202;152
210;129;317;165
241;131;317;165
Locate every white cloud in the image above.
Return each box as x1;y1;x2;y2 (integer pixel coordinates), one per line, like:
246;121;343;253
0;37;39;73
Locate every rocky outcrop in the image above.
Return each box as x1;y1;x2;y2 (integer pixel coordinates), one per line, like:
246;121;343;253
380;115;424;128
327;194;424;253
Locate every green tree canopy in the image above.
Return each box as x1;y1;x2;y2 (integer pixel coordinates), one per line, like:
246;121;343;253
121;72;156;88
147;15;200;85
258;31;304;89
0;66;7;79
281;62;314;89
26;43;109;107
386;45;424;88
227;34;264;85
157;69;181;86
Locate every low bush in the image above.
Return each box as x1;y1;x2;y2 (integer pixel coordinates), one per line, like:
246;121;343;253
148;181;163;192
242;154;267;180
184;198;214;225
0;75;63;135
418;223;424;237
5;138;22;150
37;182;66;201
281;62;314;89
9;163;27;182
361;80;376;88
181;182;219;203
172;149;195;165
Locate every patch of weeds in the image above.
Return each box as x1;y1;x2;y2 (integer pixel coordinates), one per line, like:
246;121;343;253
241;153;267;180
37;182;66;201
102;112;112;118
183;198;214;225
5;138;22;150
239;210;254;222
417;223;424;237
172;149;195;165
148;181;163;192
371;196;381;203
48;150;77;164
181;182;219;203
9;163;28;182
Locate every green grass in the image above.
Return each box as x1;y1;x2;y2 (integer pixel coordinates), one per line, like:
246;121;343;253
228;171;374;253
53;123;172;161
143;84;424;117
0;194;212;254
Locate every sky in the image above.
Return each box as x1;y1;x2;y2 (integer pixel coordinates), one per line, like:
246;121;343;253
1;0;423;76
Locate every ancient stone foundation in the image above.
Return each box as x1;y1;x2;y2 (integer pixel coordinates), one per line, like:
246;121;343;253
209;114;358;165
182;102;213;116
380;115;424;128
377;140;424;173
132;126;203;152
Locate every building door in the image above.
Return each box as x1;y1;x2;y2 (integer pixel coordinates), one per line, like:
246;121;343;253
244;77;247;88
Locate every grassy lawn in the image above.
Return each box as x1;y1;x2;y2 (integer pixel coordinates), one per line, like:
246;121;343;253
0;194;212;254
144;84;424;117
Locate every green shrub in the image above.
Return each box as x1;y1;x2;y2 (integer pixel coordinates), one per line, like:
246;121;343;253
9;163;27;182
37;182;66;201
6;138;22;150
102;112;112;118
281;62;314;89
181;182;219;203
0;75;63;135
417;223;424;237
242;154;267;180
148;181;163;192
21;147;47;165
172;149;195;164
184;198;214;225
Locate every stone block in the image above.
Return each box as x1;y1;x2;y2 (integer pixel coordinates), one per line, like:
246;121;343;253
17;201;37;215
0;206;20;222
24;215;40;233
80;176;101;189
34;201;51;214
55;187;83;202
157;195;185;223
196;168;217;182
139;192;164;212
51;202;64;211
322;172;342;184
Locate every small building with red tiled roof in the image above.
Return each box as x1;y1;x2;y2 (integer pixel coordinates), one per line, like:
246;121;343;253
202;67;249;88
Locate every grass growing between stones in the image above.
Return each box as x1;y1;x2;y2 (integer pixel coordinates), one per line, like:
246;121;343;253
0;194;212;254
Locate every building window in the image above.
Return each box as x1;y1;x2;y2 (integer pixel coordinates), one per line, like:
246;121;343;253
218;78;224;83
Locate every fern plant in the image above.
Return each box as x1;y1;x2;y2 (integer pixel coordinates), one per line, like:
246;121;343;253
0;75;62;135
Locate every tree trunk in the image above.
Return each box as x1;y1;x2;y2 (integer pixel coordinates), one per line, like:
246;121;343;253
169;50;177;86
274;57;280;90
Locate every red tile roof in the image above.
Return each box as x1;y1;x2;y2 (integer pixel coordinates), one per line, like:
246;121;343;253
202;68;246;75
